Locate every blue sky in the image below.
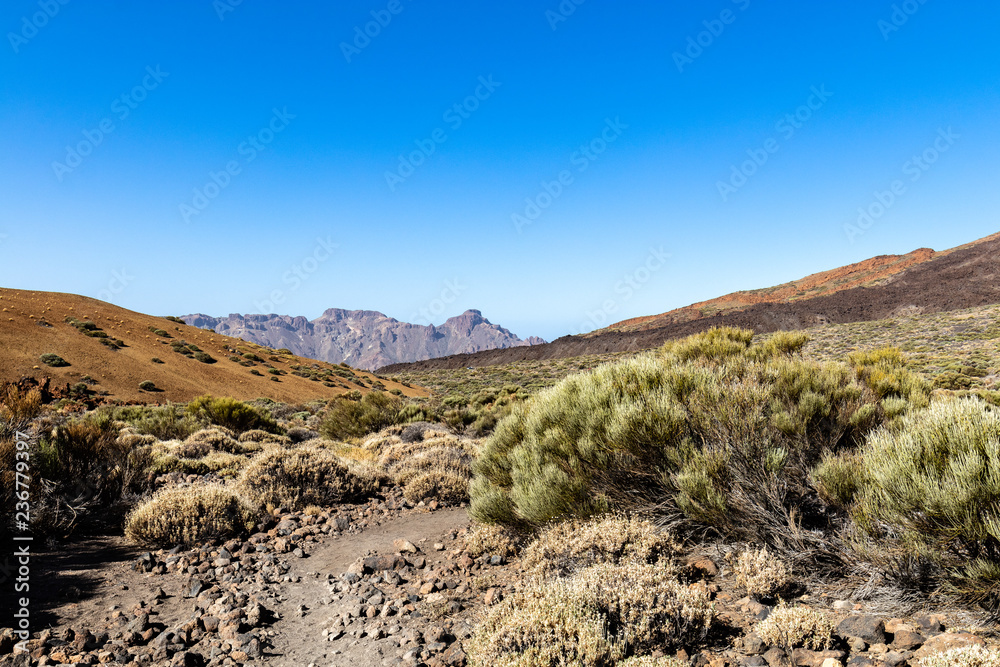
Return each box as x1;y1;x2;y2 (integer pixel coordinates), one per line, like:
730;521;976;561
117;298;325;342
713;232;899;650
1;1;998;342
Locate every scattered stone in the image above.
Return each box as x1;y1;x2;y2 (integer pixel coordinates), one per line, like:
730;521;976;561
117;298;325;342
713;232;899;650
763;647;787;667
394;539;419;554
743;634;766;655
836;616;886;645
891;630;926;651
689;557;720;578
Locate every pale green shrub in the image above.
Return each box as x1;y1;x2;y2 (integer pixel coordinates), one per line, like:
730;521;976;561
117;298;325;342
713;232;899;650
851;397;1000;582
471;328;930;549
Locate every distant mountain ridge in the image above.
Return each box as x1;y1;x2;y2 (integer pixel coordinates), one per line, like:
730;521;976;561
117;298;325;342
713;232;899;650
181;308;545;370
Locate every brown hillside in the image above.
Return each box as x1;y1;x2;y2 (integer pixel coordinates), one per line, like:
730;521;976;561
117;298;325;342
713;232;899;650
607;249;948;333
380;229;1000;372
0;288;427;404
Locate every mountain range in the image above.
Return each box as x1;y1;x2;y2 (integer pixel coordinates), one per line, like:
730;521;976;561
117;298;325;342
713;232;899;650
180;309;545;371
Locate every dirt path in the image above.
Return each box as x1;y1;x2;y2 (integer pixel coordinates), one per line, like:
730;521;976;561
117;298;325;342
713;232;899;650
263;507;470;666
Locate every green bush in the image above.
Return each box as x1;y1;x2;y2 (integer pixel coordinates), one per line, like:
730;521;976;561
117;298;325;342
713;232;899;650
471;328;931;550
320;391;402;440
849;397;1000;587
103;403;203;440
39;353;69;367
138;380;157;391
193;351;216;364
185;395;281;434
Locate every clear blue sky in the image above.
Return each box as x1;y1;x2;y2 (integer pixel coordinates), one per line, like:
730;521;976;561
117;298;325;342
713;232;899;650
2;1;998;342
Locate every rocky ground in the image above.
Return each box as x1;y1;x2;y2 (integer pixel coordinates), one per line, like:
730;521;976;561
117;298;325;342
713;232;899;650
3;487;998;667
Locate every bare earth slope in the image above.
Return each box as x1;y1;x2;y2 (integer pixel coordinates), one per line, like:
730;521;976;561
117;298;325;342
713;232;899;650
607;232;1000;334
181;309;545;371
381;230;1000;372
0;288;425;403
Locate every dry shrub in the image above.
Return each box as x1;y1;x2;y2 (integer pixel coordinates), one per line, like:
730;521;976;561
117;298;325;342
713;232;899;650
733;547;792;600
0;384;42;440
185;427;241;453
466;561;713;667
175;440;211;459
239;429;291;446
363;426;476;504
147;443;248;478
403;471;468;504
620;656;689;667
754;603;836;650
520;514;679;578
237;446;379;510
918;646;1000;667
32;414;152;533
116;429;157;449
125;485;257;547
464;522;527;558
